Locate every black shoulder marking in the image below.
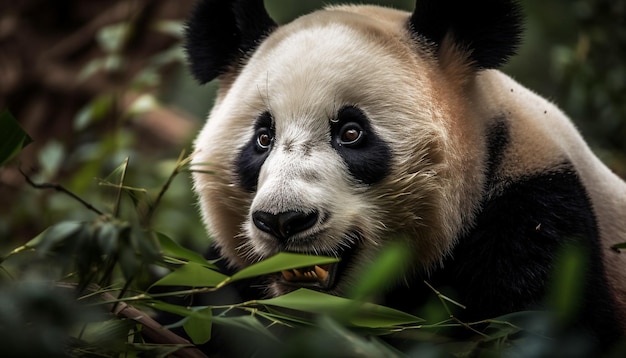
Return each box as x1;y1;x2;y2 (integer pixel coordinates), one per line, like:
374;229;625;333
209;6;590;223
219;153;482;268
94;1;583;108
409;0;524;69
384;166;623;347
445;167;621;344
184;0;277;84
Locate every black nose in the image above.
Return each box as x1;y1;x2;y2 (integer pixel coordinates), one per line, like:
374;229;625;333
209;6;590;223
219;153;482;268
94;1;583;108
252;210;318;239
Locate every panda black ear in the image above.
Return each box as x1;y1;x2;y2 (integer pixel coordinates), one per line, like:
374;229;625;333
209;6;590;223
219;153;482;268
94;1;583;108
409;0;524;70
184;0;277;84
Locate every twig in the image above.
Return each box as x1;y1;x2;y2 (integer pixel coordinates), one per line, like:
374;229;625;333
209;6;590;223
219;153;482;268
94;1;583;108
40;1;148;61
57;282;208;358
113;157;130;218
423;280;489;338
142;150;189;226
19;168;105;216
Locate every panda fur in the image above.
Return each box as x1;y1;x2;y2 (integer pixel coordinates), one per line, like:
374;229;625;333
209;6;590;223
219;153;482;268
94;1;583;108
185;0;626;349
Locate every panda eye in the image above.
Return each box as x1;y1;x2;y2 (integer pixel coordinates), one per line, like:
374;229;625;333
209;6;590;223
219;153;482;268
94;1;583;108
338;122;364;147
255;128;273;151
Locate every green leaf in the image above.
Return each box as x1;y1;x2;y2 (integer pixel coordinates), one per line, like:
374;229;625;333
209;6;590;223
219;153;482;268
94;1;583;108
74;95;113;131
212;315;278;341
127;94;158;115
133;230;162;265
119;245;141;281
231;252;339;282
132;67;161;88
282;316;403;358
142;300;208;319
80;318;135;345
549;243;586;322
95;220;122;256
257;288;423;328
153;20;184;38
97;22;130;53
611;242;626;251
1;222;83;263
349;242;412;300
150;261;228;288
37;140;65;179
183;307;212;344
0;109;32;166
156;233;216;268
79;58;106;81
35;221;84;253
149;46;185;66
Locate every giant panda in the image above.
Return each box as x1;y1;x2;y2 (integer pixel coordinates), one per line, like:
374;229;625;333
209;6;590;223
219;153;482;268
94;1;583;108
185;0;626;351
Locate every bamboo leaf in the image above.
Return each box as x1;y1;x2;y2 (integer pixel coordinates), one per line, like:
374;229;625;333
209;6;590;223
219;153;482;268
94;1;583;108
183;307;213;344
0;110;32;166
257;288;423;328
37;140;65;179
150;261;227;288
349;242;412;300
611;242;626;251
36;221;85;253
143;300;209;319
212;315;278;341
156;233;215;268
231;253;339;282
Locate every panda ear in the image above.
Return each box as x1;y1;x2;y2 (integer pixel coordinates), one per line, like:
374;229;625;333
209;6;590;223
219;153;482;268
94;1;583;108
409;0;524;70
184;0;277;84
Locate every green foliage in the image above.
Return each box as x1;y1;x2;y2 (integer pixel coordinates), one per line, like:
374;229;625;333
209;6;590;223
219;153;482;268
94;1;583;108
0;110;32;166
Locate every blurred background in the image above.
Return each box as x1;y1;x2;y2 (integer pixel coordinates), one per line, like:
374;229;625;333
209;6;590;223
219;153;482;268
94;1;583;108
1;0;625;252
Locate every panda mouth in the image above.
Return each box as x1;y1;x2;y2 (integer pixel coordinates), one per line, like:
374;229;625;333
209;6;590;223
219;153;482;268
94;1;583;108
280;263;337;289
278;236;360;290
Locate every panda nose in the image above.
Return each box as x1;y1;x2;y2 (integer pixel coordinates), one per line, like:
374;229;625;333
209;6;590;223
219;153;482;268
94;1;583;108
252;210;319;240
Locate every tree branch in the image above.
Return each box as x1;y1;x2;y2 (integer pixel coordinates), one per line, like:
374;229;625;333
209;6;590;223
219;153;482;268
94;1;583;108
19;168;105;216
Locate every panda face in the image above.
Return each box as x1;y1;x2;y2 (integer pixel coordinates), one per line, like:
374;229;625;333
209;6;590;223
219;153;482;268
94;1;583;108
191;15;447;294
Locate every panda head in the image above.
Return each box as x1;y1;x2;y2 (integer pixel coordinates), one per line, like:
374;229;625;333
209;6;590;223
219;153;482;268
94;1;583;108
187;0;523;296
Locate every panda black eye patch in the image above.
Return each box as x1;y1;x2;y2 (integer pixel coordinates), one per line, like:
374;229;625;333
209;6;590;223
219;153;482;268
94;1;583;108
331;106;391;185
235;111;274;192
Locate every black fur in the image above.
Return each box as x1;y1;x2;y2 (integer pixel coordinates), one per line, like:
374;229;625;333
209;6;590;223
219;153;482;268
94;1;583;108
409;0;524;69
330;106;392;185
184;0;277;84
385;166;622;350
235;111;274;192
484;118;510;181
